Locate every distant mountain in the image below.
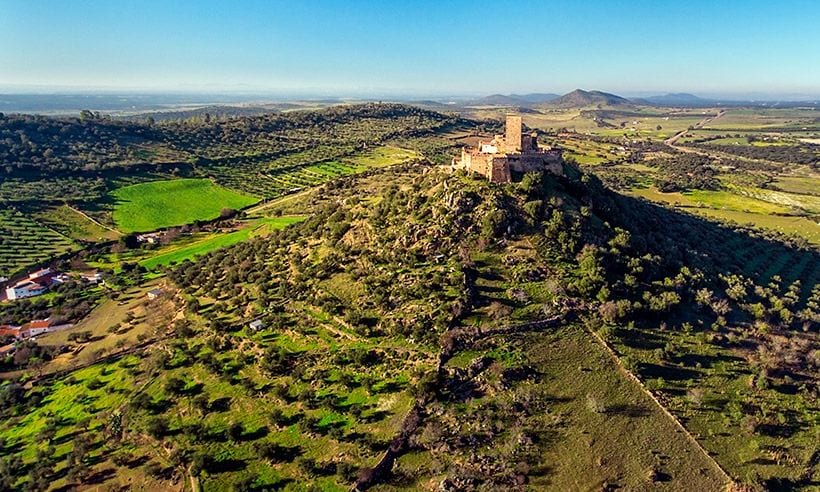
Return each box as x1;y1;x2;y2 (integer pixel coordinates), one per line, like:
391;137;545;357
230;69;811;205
638;93;712;107
546;89;632;108
471;93;560;106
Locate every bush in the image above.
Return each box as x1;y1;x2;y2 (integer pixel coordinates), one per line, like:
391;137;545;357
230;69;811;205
146;417;168;438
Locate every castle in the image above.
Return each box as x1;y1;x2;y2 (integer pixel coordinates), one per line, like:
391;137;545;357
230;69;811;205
452;115;563;183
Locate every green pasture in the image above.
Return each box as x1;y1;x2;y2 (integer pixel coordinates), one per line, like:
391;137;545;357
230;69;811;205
630;187;820;245
139;216;304;270
110;178;259;233
633;187;792;215
771;176;820;196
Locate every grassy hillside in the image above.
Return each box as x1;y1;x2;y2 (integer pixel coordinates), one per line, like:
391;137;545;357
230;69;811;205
110;178;259;233
139;216;304;270
1;162;817;489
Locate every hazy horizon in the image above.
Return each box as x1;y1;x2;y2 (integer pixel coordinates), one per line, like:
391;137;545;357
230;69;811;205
2;86;820;103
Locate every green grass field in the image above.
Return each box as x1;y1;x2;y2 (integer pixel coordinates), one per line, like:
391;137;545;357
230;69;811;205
525;326;728;489
110;178;259;233
771;176;820;196
139;216;304;270
632;187;792;215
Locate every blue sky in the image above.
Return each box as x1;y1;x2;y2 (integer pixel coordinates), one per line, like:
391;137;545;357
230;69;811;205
1;0;819;97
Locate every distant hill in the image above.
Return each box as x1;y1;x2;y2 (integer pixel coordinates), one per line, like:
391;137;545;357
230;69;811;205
546;89;632;108
122;105;278;122
471;93;559;106
638;93;712;107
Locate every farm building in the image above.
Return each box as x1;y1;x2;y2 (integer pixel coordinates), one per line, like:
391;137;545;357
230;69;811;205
0;318;72;339
5;280;48;300
21;319;54;338
137;232;164;244
4;268;62;300
147;288;164;300
249;319;265;331
0;325;22;338
81;272;103;283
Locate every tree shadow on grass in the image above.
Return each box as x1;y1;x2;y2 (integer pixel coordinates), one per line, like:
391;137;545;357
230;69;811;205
638;363;701;382
206;458;247;474
614;327;665;350
239;425;269;441
85;466;117;485
208;396;232;412
669;352;742;369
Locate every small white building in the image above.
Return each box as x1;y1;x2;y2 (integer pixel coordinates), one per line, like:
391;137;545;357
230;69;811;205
82;272;103;283
146;288;164;300
248;319;265;331
5;280;47;300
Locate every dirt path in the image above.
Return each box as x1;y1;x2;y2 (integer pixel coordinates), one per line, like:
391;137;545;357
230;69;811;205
301;304;360;341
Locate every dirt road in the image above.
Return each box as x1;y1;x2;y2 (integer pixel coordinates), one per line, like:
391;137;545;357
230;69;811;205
665;109;725;146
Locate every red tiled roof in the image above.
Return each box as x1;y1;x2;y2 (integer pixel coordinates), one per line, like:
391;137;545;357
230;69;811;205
25;319;52;329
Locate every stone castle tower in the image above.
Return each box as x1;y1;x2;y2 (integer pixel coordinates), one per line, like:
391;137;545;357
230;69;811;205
452;115;563;183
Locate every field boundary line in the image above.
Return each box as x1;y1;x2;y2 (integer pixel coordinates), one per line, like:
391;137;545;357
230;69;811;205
585;326;733;485
65;203;122;235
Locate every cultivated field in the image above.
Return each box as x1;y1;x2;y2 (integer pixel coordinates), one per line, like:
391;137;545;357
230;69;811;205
110;178;259;233
209;145;418;199
0;208;77;278
138;216;304;270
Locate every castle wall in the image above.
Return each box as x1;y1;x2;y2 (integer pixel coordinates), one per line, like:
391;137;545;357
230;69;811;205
467;153;490;176
455;115;563;184
488;157;512;183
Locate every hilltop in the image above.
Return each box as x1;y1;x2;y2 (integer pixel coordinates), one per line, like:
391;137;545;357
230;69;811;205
544;89;633;108
2;155;817;490
638;92;712;107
